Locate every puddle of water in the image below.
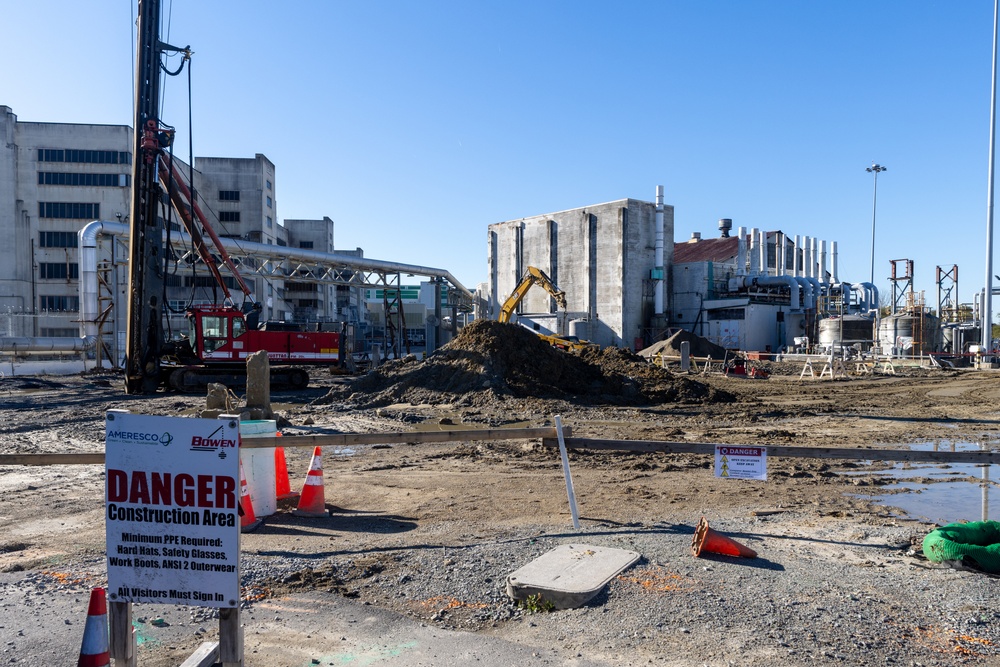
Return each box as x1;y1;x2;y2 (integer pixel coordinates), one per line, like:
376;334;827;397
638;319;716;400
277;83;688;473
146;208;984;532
845;441;998;525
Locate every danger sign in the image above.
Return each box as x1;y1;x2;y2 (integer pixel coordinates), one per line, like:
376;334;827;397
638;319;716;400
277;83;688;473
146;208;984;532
105;411;240;608
715;445;767;481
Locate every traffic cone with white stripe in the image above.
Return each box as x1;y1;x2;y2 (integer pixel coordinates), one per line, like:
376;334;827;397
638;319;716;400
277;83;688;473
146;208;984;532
77;587;109;667
293;446;329;517
240;459;262;532
274;438;299;501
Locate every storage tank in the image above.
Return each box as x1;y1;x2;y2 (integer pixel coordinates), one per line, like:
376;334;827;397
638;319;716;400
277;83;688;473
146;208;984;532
878;313;942;355
817;315;876;352
941;324;980;355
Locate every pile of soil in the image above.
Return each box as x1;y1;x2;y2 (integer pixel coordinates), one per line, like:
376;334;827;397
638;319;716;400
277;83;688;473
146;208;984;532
639;329;728;359
318;320;734;409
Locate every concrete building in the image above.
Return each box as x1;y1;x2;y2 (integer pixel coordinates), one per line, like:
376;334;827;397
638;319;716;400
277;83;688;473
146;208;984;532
185;154;291;322
0;106;132;337
0;107;371;349
284;217;368;326
488;195;674;349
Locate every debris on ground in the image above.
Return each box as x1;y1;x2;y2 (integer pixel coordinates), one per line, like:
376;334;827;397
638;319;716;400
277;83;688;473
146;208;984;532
316;320;735;409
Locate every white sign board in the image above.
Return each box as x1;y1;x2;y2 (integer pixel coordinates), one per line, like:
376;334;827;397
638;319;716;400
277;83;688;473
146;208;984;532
105;412;240;608
715;445;767;481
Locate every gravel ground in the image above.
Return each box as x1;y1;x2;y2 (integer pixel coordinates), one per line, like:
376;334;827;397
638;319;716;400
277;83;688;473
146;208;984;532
5;366;1000;665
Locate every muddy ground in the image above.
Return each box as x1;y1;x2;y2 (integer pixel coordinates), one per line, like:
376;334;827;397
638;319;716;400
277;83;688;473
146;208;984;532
4;328;1000;665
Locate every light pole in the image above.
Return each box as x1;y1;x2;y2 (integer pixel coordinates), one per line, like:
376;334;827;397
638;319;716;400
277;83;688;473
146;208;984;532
866;163;886;285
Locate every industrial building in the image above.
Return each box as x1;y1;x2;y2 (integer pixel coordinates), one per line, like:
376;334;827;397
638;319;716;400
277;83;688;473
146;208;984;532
0;106;368;343
488;190;675;349
0;105;132;337
489;186;878;355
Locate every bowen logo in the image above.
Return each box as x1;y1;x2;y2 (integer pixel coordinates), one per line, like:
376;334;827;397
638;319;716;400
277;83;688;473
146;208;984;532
190;426;237;459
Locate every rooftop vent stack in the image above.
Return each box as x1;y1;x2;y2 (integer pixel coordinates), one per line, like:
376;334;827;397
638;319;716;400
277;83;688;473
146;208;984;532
749;227;759;274
820;240;828;285
718;218;732;238
831;241;839;284
737;226;747;276
777;232;785;277
811;237;819;279
690;232;701;242
654;185;664;315
794;235;801;277
759;230;768;276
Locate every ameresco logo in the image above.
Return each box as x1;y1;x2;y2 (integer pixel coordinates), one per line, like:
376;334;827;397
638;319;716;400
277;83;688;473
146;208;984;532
106;430;173;446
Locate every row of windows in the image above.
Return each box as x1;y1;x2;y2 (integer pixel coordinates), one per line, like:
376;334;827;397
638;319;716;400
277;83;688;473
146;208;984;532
38;149;131;165
40;295;80;312
219;211;240;222
40;327;79;337
38;202;100;219
39;231;77;248
38;172;129;187
39;263;79;280
219;190;240;201
164;274;239;289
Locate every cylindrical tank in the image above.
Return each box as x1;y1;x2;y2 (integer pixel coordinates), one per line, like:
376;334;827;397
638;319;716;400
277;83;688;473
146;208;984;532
942;324;981;354
878;313;942;355
817;315;876;351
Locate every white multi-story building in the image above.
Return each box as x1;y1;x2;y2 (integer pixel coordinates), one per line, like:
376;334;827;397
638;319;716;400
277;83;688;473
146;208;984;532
0;107;367;344
0;105;132;337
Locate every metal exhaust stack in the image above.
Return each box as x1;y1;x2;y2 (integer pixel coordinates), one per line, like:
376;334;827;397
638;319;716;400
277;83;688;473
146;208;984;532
654;185;664;315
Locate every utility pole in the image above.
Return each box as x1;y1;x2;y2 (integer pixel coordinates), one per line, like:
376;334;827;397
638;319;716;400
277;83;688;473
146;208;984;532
984;0;999;352
866;163;886;286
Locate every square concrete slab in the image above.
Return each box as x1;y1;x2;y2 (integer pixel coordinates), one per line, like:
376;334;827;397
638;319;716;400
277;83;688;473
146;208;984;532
506;543;641;609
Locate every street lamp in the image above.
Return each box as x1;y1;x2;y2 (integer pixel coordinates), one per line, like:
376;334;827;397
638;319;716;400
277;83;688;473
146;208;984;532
866;163;887;285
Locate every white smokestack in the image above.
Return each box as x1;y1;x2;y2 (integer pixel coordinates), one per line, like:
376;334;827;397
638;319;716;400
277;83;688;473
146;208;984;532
654;185;664;315
737;226;747;276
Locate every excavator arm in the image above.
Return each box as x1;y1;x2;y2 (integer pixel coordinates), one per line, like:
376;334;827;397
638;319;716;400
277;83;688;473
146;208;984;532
497;266;567;323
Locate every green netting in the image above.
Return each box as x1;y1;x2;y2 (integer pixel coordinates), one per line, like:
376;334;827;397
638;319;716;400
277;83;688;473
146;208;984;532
922;521;1000;573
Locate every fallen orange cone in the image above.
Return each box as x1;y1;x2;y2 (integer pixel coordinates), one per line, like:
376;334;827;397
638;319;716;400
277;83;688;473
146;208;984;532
239;459;261;532
293;446;329;517
78;587;110;667
691;516;756;558
275;443;299;501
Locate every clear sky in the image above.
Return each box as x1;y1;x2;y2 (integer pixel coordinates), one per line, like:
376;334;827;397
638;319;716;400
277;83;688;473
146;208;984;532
4;1;999;305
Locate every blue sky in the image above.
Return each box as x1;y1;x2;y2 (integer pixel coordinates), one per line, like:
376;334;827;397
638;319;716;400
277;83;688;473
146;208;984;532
4;1;999;305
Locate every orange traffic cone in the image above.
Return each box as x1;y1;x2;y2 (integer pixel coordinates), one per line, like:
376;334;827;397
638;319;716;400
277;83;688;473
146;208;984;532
691;516;757;558
275;443;299;501
78;587;110;667
293;447;329;517
239;459;261;532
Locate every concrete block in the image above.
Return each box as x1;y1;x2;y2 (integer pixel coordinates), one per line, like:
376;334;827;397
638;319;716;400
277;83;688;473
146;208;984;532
506;543;640;609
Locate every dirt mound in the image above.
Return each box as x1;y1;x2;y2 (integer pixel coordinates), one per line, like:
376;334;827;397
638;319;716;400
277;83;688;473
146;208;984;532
639;329;728;360
318;320;734;409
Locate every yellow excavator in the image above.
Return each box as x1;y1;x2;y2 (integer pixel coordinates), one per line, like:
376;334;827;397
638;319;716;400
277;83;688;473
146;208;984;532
497;267;597;352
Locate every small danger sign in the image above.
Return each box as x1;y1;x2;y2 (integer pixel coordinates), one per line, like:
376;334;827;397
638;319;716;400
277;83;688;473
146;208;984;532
715;445;767;481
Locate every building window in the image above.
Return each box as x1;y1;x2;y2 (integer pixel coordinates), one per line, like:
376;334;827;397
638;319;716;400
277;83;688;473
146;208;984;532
38;172;128;187
39;263;79;280
38;202;100;219
219;190;240;201
40;327;78;337
37;149;131;164
299;241;314;249
218;211;241;222
276;238;286;246
266;216;272;228
266;196;272;208
40;295;80;312
265;179;272;190
39;231;78;248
